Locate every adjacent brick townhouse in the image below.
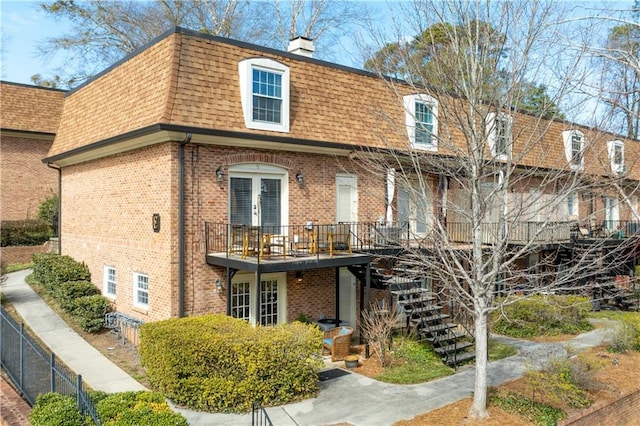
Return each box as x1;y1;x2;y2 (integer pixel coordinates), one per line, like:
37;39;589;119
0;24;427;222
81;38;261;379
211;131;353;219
0;82;64;222
27;28;638;353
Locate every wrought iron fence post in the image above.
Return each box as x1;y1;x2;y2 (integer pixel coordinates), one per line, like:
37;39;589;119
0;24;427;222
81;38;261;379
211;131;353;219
20;323;24;391
76;375;82;413
51;353;56;392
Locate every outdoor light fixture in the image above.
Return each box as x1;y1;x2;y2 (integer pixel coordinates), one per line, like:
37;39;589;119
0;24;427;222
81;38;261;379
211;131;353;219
216;167;224;184
295;271;303;283
215;279;224;294
296;171;304;185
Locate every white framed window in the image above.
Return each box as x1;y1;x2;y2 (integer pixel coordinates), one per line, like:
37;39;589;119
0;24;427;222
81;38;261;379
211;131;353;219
230;272;287;326
103;266;116;298
562;130;584;170
607;140;625;174
133;273;149;309
486;112;512;159
567;192;578;218
239;58;290;132
403;94;438;151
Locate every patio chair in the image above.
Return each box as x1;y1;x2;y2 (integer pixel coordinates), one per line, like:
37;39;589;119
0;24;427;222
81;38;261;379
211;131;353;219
328;223;352;257
322;326;353;361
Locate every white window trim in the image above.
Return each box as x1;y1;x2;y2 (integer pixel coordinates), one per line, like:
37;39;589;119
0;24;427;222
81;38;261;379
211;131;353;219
238;58;290;133
232;272;287;326
403;94;438;151
606;140;625;174
486;112;513;160
562;130;585;170
133;272;149;310
103;265;116;299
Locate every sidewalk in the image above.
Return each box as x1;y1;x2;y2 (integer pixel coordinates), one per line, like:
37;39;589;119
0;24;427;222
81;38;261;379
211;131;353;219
1;270;146;393
1;270;611;426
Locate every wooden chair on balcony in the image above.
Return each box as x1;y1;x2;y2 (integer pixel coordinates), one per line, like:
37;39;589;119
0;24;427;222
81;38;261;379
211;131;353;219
329;223;352;257
322;326;353;361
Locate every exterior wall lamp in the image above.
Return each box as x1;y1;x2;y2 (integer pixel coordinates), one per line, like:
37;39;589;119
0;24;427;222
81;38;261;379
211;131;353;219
215;278;225;294
295;271;303;283
216;167;224;184
296;171;304;185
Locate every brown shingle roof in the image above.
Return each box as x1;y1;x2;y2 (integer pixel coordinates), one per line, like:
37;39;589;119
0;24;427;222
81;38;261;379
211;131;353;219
0;82;65;134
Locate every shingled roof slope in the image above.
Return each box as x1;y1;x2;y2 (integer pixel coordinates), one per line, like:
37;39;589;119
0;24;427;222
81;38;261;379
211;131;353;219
1;82;65;134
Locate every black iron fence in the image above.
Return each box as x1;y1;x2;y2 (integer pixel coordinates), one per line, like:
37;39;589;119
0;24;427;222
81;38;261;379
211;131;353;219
252;402;273;426
0;305;100;424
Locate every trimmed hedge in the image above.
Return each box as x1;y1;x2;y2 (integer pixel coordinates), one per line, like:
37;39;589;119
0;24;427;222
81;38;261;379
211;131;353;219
492;295;593;338
96;391;188;426
32;253;91;292
74;295;111;332
139;315;323;413
1;219;51;246
29;393;84;426
56;280;101;312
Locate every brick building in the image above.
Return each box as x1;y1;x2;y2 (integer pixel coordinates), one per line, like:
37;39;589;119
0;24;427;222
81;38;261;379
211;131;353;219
0;82;64;222
9;28;635;354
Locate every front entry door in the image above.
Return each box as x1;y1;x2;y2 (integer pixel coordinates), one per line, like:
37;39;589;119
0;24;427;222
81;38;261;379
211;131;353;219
335;174;357;328
230;272;287;326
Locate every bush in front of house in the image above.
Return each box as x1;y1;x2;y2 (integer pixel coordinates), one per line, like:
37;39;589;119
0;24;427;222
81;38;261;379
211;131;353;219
1;219;51;247
31;253;91;292
139;314;323;413
55;280;101;312
73;294;111;332
29;393;85;426
95;391;188;426
608;312;640;353
492;295;593;338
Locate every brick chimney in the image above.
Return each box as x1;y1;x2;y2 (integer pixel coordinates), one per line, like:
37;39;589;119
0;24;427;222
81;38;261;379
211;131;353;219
287;36;315;58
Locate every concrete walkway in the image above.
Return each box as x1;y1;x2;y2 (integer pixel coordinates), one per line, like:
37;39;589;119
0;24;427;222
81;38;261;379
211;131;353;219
1;270;146;393
1;270;611;425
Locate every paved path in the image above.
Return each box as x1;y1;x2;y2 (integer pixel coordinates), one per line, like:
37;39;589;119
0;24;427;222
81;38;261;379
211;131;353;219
1;270;146;393
1;270;612;426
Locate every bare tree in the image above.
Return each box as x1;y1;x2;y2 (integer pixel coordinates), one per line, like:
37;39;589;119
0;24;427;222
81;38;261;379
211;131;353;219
360;300;399;368
36;0;369;87
359;0;637;419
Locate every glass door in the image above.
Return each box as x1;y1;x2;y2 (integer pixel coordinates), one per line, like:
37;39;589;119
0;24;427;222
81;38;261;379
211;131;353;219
230;175;282;230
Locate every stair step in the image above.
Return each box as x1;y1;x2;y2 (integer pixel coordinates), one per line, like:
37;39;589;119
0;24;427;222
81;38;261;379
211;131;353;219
443;351;476;366
426;332;467;344
405;305;441;314
391;287;428;296
410;313;449;325
434;341;474;354
398;294;435;305
418;323;457;335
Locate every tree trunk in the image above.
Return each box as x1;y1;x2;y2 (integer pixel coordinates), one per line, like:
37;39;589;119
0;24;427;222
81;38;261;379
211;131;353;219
469;305;489;419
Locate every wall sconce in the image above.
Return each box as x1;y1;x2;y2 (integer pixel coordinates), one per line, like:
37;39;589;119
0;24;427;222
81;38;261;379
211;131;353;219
295;171;304;185
295;271;303;284
216;167;224;184
215;279;225;294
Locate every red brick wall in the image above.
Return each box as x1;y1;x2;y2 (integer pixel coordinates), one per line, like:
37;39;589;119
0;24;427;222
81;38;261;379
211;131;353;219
0;135;57;221
0;244;50;265
560;389;640;426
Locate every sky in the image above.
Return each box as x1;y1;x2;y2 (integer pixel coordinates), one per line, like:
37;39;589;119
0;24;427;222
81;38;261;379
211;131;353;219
0;1;71;85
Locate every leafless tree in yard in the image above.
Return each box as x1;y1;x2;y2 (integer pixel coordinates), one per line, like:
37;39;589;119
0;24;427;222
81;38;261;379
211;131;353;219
358;0;638;419
360;300;399;368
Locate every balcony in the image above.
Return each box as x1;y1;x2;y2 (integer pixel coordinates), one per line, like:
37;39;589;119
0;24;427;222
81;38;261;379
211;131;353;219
204;220;640;270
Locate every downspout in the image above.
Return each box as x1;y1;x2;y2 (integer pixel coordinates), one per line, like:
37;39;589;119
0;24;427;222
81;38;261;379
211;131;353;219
178;133;192;318
46;163;62;255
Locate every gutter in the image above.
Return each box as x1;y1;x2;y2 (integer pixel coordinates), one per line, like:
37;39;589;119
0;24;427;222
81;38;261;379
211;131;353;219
178;133;192;317
46;163;62;255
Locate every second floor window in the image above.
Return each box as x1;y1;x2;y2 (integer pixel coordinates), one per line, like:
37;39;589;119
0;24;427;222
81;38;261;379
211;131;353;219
404;94;438;151
563;130;584;170
487;112;512;158
571;133;583;166
252;68;282;124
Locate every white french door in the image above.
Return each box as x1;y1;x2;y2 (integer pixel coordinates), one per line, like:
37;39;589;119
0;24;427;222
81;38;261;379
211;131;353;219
230;272;287;326
398;182;432;237
604;197;619;231
228;164;288;231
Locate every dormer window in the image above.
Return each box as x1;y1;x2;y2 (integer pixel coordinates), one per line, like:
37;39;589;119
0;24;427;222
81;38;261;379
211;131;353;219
239;58;290;133
607;140;625;174
562;130;584;170
487;112;512;159
404;94;438;151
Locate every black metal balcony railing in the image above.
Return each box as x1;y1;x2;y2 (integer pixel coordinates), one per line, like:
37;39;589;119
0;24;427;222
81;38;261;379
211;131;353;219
204;220;640;258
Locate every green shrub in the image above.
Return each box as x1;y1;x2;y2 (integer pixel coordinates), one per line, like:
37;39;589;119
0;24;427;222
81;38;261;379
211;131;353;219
492;295;593;338
31;253;90;292
490;389;564;426
607;312;640;353
1;219;51;246
139;315;323;413
73;294;111;332
525;357;592;409
37;194;59;234
29;393;84;426
96;391;188;425
56;280;101;312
